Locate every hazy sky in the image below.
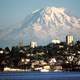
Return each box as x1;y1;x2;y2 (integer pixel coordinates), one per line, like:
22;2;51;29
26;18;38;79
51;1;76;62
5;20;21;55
0;0;80;28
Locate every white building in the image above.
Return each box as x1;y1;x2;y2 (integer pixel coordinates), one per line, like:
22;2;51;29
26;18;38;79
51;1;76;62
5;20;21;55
21;58;30;64
52;39;60;44
0;50;4;54
4;67;26;71
30;41;37;48
49;58;57;65
66;34;74;46
67;56;74;62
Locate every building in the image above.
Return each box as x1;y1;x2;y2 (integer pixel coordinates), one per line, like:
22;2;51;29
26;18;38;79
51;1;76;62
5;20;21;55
21;58;30;64
49;58;56;65
0;48;4;54
30;41;37;48
4;67;26;71
53;65;63;72
52;39;60;44
66;34;74;46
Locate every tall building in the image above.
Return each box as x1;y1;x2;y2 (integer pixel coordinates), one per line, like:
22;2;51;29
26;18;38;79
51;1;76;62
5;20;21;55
19;32;24;47
66;34;74;46
30;41;37;48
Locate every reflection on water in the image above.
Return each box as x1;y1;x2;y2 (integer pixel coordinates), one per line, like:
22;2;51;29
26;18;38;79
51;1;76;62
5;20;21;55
0;72;80;80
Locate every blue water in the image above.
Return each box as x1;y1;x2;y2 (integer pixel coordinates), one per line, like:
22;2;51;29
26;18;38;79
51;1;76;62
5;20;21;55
0;72;80;80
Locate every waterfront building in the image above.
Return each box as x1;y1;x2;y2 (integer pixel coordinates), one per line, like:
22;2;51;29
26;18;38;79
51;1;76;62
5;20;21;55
4;67;26;71
43;65;50;70
53;65;63;72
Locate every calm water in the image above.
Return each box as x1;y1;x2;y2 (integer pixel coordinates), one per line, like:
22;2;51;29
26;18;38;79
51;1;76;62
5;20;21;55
0;72;80;80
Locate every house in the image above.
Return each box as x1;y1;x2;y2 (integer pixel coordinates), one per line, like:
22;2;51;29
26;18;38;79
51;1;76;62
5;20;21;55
43;65;50;70
49;58;56;65
21;58;30;64
67;56;74;62
0;48;4;54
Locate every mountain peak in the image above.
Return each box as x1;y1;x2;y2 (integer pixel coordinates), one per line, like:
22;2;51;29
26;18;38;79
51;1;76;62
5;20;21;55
43;6;65;13
32;7;65;16
21;7;80;45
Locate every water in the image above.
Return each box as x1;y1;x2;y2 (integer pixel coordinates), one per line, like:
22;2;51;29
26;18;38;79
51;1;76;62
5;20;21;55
0;72;80;80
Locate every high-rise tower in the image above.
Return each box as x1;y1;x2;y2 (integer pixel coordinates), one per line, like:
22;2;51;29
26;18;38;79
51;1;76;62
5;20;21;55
66;33;74;46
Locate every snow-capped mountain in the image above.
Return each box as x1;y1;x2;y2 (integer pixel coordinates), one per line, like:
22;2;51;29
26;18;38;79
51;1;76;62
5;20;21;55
0;7;80;47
